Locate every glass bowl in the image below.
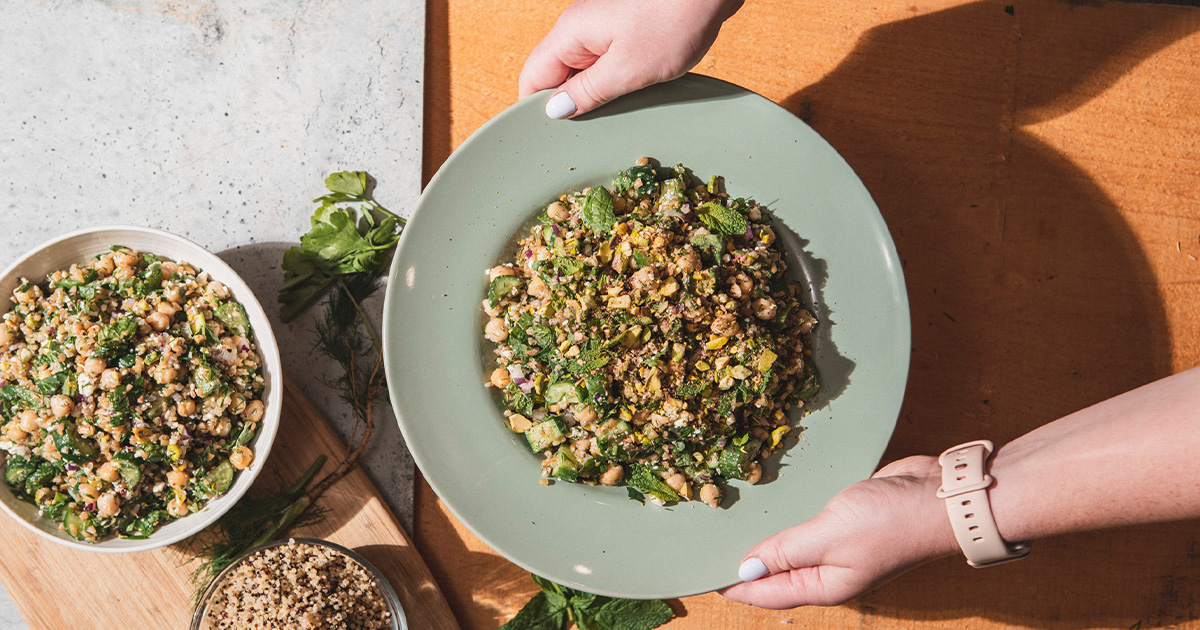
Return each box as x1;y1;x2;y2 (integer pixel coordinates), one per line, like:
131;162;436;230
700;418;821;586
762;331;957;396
190;537;407;630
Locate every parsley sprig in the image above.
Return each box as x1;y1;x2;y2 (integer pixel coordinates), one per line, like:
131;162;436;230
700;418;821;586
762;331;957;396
501;575;676;630
191;171;403;602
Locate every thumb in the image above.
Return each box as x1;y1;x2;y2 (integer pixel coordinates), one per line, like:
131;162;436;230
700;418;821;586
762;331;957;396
544;48;667;119
720;518;844;609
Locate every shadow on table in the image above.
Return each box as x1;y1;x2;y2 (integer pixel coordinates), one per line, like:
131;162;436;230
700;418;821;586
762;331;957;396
775;1;1199;627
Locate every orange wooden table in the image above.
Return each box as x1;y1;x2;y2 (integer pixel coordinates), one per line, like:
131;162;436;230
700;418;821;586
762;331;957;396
415;1;1200;628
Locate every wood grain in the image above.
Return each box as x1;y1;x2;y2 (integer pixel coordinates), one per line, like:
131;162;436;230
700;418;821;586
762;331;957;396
0;380;458;630
418;0;1200;628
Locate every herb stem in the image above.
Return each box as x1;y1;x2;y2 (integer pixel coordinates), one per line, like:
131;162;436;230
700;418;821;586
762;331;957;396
337;277;383;360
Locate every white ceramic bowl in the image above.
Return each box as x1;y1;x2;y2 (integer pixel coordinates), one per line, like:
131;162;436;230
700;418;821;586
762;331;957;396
0;226;282;552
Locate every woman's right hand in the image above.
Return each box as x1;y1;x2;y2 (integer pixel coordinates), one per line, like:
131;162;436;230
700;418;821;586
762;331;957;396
721;456;959;609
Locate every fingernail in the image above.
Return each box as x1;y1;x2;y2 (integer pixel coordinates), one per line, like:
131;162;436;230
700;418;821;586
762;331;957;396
738;557;769;582
546;91;577;119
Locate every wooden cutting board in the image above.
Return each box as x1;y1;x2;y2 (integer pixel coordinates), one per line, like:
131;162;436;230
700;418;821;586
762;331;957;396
0;379;459;630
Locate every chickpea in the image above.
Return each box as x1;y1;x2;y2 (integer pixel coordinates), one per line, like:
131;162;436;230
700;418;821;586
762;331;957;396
664;473;688;494
700;483;722;508
76;422;95;437
146;311;171;331
753;298;778;320
167;496;189;517
527;276;550;299
97;462;120;483
573;405;598;425
481;298;502;318
77;483;100;504
210;416;232;437
167;470;189;488
97;492;120;518
94;255;115;276
485;318;508;343
745;463;764;485
547;201;570;222
630;266;658;290
230;446;254;470
5;423;27;442
748;205;762;221
243;399;264;424
50;395;74;418
17;410;40;433
164;286;183;303
599;464;624;486
99;368;121;391
0;327;12;346
207;281;230;299
154;365;178;385
711;314;742;338
112;250;138;268
489;368;511;388
156;300;178;316
673;251;700;275
83;357;106;376
488;265;517;282
177;399;197;417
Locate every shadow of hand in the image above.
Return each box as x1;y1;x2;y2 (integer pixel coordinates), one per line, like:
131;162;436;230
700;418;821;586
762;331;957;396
771;1;1199;626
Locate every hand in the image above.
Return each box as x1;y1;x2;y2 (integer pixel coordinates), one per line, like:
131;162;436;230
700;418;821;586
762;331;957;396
518;0;744;119
720;456;959;609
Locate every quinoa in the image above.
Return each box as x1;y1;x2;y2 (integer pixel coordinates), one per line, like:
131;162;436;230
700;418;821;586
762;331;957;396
482;159;820;508
205;539;393;630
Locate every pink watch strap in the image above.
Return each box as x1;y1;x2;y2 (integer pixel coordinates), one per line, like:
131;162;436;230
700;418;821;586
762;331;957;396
937;440;1031;568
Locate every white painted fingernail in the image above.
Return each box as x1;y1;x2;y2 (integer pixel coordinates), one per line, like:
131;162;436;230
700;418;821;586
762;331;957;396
546;91;577;119
738;557;769;582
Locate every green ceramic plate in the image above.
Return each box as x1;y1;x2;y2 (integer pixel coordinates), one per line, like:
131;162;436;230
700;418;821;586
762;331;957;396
382;74;909;598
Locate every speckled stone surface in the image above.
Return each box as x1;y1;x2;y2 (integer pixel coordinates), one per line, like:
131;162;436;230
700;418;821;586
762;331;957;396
0;1;423;624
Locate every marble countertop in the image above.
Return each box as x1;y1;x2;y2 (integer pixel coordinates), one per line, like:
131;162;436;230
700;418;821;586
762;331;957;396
0;0;425;625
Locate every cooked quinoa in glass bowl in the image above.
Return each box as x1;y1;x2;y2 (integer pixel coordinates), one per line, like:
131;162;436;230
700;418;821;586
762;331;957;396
191;537;405;630
482;159;820;507
0;227;281;552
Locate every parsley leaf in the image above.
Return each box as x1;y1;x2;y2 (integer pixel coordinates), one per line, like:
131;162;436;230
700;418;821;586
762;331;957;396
674;380;709;398
581;186;617;234
627;487;646;505
551;256;584;276
324;171;367;197
278;171;405;322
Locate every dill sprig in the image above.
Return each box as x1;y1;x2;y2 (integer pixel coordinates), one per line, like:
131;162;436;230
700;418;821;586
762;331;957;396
189;171;402;603
189;456;328;602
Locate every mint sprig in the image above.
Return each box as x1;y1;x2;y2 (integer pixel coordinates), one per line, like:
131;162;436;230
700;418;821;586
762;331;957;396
696;201;747;236
500;575;676;630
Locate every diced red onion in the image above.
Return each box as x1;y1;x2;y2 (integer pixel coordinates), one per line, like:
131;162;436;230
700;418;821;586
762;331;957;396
524;250;533;259
84;502;96;512
66;463;77;472
519;381;535;394
743;225;753;240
